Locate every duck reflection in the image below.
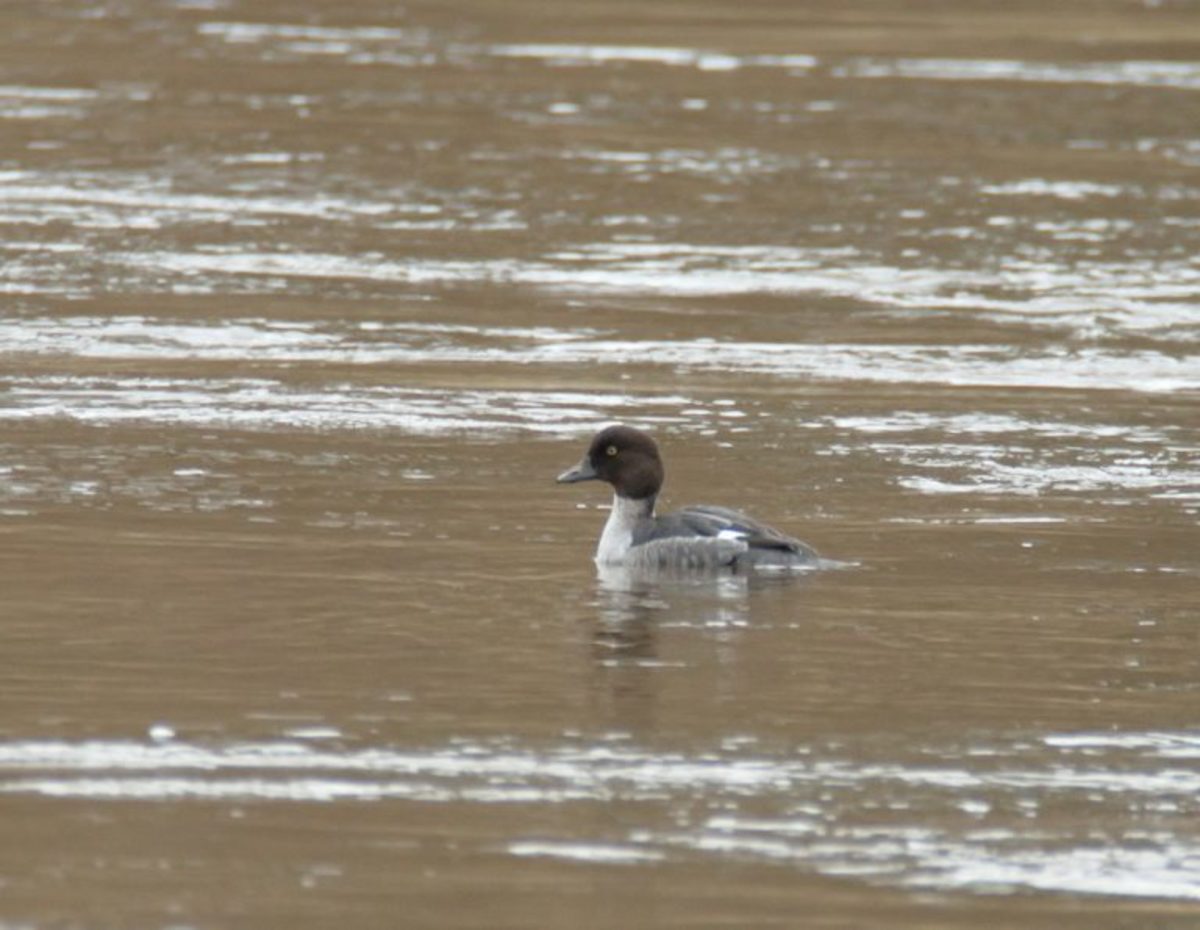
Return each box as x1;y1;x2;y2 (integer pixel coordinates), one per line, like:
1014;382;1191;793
592;561;755;636
583;563;813;734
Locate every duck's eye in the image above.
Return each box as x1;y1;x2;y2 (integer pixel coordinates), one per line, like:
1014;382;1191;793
606;445;618;457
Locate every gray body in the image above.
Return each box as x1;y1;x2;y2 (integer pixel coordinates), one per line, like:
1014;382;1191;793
595;492;818;570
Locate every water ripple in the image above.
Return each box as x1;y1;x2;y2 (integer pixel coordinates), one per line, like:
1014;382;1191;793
2;316;1195;394
2;375;685;434
79;245;1200;344
835;57;1200;91
1;732;1197;899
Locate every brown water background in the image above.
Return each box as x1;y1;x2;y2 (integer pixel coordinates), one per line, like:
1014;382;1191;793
1;0;1199;926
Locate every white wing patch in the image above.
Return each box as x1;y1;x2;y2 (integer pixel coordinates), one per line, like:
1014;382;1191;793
717;528;749;541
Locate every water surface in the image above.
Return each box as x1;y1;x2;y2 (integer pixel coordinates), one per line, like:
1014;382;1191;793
1;0;1198;926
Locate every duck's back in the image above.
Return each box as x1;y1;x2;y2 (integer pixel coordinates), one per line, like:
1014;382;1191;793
631;504;818;569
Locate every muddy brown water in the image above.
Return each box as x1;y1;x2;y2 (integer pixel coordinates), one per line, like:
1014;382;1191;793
2;0;1199;927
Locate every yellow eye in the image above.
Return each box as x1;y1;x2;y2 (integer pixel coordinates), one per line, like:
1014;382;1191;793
606;445;618;457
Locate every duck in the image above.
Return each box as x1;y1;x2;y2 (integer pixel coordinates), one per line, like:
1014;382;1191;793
556;424;819;570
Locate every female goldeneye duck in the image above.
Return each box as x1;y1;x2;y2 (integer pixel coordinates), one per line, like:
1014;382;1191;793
556;424;819;570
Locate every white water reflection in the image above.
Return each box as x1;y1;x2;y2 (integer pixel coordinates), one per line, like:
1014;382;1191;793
198;22;417;43
64;245;1196;345
0;172;399;225
836;57;1200;91
0;85;98;120
0;316;600;360
830;411;1200;502
1;732;1197;899
189;16;1200;94
6;316;1193;393
982;179;1128;200
508;841;665;864
1;376;686;434
490;44;816;73
898;459;1200;501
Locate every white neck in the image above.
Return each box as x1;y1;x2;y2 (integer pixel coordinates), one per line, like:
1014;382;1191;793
595;493;655;564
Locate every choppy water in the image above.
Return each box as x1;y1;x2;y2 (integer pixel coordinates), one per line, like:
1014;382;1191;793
1;0;1198;926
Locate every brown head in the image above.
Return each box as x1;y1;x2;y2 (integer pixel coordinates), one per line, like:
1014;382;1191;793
556;424;665;501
